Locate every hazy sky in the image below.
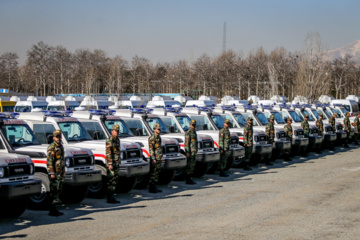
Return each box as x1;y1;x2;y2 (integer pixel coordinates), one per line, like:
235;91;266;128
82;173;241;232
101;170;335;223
1;0;359;64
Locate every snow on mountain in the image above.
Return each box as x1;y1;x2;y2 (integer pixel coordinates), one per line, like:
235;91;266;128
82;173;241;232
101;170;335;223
324;40;360;65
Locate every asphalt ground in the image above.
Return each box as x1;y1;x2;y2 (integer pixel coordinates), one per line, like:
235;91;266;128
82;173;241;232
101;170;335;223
1;143;360;240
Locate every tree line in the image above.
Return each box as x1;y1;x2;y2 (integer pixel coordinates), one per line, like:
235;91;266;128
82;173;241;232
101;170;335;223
0;33;359;101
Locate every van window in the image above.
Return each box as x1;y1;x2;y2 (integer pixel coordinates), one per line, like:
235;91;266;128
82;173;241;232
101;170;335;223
352;104;359;113
122;119;149;136
190;115;214;131
1;124;41;146
48;106;65;111
2;106;15;112
81;121;107;140
33;124;57;144
175;116;192;131
160;117;181;133
15;106;31;112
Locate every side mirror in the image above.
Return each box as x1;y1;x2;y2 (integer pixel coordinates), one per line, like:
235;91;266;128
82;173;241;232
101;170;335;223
47;134;54;144
135;128;142;136
93;131;101;140
169;126;175;133
203;124;208;130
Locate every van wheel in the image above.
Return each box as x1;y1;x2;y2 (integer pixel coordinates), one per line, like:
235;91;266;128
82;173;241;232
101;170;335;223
116;176;137;193
60;185;88;204
224;157;234;171
192;162;209;178
87;165;107;199
0;197;27;218
28;172;52;210
206;162;219;174
135;174;150;189
158;169;175;185
173;168;186;181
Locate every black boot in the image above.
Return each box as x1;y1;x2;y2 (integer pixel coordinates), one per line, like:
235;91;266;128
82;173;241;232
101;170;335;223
149;184;162;193
243;165;252;171
185;175;196;185
107;192;120;204
48;204;63;217
344;144;350;148
219;170;229;177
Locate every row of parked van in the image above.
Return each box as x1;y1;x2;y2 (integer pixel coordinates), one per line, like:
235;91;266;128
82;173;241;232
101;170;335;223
1;94;358;218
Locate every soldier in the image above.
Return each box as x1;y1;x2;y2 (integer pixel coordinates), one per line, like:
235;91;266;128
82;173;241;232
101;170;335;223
242;117;253;171
184;119;198;184
47;130;65;216
105;124;121;204
354;112;360;145
329;113;337;133
344;111;351;148
148;123;163;193
301;114;310;155
283;117;293;161
264;115;275;165
316;113;324;152
218;119;231;177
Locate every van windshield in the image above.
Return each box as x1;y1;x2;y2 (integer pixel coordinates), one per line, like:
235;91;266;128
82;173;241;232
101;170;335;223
105;119;134;137
174;116;191;132
240;112;259;126
211;115;225;129
189;115;215;130
303;110;315;121
146;117;170;134
1;124;41;147
58;122;93;142
232;113;247;127
256;112;269;125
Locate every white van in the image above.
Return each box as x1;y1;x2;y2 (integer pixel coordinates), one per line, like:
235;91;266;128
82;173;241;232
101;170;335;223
331;99;359;116
14;101;48;112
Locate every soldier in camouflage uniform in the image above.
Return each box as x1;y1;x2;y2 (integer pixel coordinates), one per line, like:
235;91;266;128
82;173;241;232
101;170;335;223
184;119;198;184
316;113;324;152
329;113;337;133
344;111;351;148
242;117;253;171
105;124;121;204
218;119;231;177
283;117;293;161
47;130;65;216
264;115;274;165
354;112;360;145
148;123;163;193
301;114;310;155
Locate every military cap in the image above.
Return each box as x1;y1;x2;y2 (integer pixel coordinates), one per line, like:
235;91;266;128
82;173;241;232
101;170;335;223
304;114;309;118
247;117;253;121
270;115;275;120
53;130;61;137
357;112;360;116
153;123;161;130
346;111;350;115
319;113;323;117
287;117;293;122
112;124;120;131
190;119;196;125
224;119;231;124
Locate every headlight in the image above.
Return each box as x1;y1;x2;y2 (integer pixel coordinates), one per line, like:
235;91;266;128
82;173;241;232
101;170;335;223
0;167;4;178
120;151;125;159
30;164;34;175
65;158;71;167
90;155;95;165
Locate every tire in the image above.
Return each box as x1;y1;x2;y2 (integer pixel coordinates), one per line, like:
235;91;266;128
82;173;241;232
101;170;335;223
232;158;244;168
173;167;186;181
0;197;27;218
192;162;209;178
249;154;260;166
60;185;88;204
87;165;107;199
135;174;151;189
28;172;52;210
158;169;175;185
206;162;218;174
224;157;234;171
116;176;137;193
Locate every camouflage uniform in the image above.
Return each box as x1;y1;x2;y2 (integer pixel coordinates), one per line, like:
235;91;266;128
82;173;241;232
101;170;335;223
344;112;351;146
283;118;293;160
329;115;336;133
184;119;198;176
47;130;65;204
266;115;275;144
105;125;121;195
148;124;163;185
243;119;254;163
301;116;310;138
316;117;324;136
219;119;231;171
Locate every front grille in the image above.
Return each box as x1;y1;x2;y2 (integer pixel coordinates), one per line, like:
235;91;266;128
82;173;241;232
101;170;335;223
255;135;267;142
126;150;141;159
164;145;179;153
326;126;333;132
73;155;92;166
295;130;304;136
310;129;318;134
230;137;239;144
201;140;213;149
337;125;343;130
280;132;286;138
8;164;31;177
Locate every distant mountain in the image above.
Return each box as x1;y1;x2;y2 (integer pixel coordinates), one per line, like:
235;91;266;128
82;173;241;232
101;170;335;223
324;40;360;65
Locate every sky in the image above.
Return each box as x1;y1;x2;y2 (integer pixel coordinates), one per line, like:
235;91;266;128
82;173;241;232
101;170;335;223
0;0;359;65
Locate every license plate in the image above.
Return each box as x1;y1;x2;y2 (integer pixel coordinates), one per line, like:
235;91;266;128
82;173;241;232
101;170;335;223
169;148;175;151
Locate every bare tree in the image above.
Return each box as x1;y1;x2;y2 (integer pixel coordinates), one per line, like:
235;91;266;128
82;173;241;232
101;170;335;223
0;52;19;90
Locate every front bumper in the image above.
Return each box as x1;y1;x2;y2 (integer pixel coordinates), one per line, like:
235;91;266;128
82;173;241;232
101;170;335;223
350;130;355;137
230;146;245;158
197;150;220;163
119;161;150;177
64;169;102;185
309;135;323;144
293;137;309;147
275;141;291;151
254;144;273;155
337;131;347;140
324;133;337;142
0;179;42;200
162;154;187;169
